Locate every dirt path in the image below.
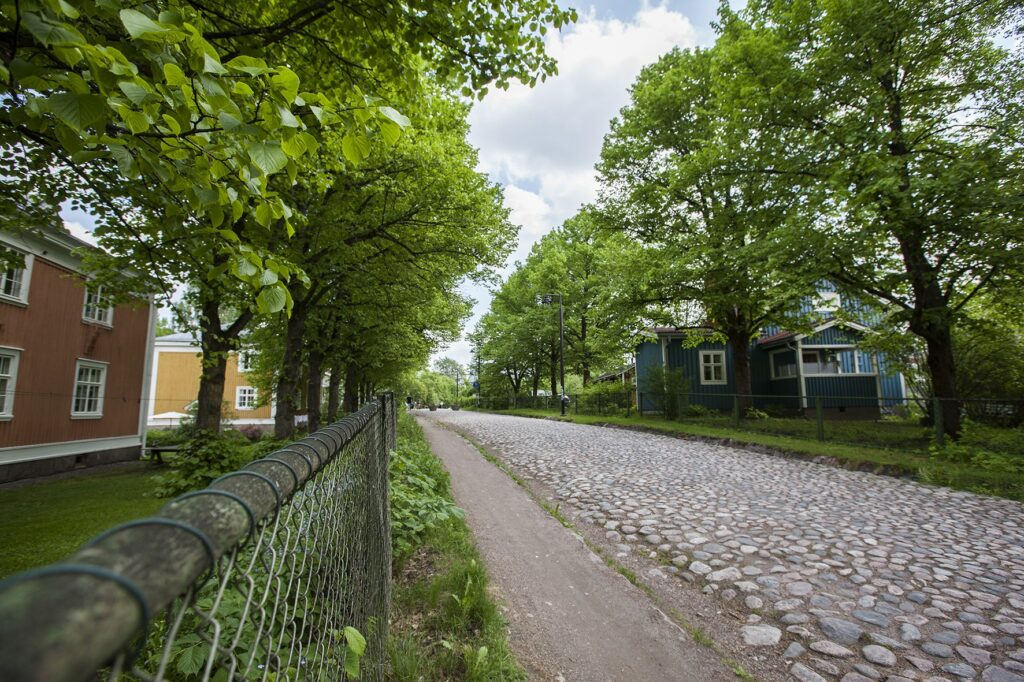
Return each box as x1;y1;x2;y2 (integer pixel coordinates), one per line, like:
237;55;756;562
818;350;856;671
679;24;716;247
416;415;737;682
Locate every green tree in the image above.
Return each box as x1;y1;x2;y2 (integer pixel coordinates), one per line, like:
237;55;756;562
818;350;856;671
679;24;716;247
598;44;810;403
735;0;1024;437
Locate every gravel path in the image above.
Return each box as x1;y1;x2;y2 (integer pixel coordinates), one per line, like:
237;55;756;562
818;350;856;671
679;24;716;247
427;410;1024;682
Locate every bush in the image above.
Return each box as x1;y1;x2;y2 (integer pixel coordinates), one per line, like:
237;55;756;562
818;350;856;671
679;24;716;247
153;430;254;497
681;404;713;418
146;429;186;447
390;414;464;566
745;407;770;420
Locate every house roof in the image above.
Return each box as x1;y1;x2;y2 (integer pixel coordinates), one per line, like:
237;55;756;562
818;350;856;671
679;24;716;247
155;332;199;345
644;326;714;337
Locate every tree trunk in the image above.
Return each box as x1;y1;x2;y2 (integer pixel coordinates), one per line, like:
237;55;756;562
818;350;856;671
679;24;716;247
342;362;358;413
195;351;228;433
910;312;961;439
196;298;229;433
274;305;310;440
327;364;341;422
728;331;753;411
532;371;540;397
307;349;323;433
581;315;590;386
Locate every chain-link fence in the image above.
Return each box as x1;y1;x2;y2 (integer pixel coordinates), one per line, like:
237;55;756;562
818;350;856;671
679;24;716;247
476;391;1024;454
0;393;396;682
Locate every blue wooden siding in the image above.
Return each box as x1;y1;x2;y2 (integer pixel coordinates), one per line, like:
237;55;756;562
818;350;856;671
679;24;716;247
666;339;734;409
803;325;861;346
805;376;878;408
877;355;906;406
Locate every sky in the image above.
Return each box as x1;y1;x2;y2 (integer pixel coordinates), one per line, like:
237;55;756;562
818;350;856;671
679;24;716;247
59;1;723;366
440;1;719;367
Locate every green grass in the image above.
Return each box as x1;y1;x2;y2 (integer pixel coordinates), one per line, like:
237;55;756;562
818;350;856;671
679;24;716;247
389;414;525;681
478;409;1024;502
0;465;163;579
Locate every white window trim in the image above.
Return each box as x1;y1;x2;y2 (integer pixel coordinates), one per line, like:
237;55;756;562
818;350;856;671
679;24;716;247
0;252;33;306
769;348;798;381
0;347;21;420
236;386;257;411
699;350;727;386
236;351;254;374
71;358;108;419
82;284;114;327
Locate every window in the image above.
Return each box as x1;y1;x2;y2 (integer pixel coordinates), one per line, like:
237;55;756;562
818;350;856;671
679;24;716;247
802;350;840;375
237;351;254;373
72;360;107;417
0;349;19;418
0;252;32;304
700;350;726;385
814;290;841;314
770;351;798;380
82;286;113;326
236;386;257;410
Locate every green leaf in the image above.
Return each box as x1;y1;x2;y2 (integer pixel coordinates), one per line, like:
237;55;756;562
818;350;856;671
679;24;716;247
248;142;288;175
256;284;287;314
341;133;371;165
203;54;228;74
259;269;278;286
163;63;188;86
161;114;182;135
281;135;307;158
119;9;166;40
378;106;411;129
378;120;402;146
344;626;366;679
118;81;152;105
271;67;300;103
225;56;269;76
47;93;106;131
118;108;150;134
22;12;83;46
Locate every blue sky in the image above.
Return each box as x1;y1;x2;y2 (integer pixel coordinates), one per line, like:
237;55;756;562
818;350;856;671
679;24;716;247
446;1;723;366
61;2;726;366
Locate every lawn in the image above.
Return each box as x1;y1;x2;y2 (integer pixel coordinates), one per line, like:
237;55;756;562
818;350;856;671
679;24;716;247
476;408;1024;503
0;464;163;579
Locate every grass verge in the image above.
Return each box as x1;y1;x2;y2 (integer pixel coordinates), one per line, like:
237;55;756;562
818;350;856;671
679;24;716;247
0;465;163;578
477;409;1024;502
389;413;525;681
439;420;754;681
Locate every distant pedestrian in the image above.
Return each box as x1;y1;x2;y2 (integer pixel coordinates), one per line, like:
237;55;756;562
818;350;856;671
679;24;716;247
406;396;414;410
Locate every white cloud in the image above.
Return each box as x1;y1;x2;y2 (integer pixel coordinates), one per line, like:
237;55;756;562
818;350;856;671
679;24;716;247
63;220;99;247
434;3;699;367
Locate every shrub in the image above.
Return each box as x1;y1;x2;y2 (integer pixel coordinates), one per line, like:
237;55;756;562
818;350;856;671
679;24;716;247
681;404;713;418
153;430;254;497
745;408;770;420
146;429;186;447
390;415;464;566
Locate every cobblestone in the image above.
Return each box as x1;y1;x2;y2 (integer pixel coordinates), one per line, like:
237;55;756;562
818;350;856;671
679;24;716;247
430;412;1024;680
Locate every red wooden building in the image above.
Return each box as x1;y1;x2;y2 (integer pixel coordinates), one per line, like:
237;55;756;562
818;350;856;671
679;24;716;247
0;227;156;483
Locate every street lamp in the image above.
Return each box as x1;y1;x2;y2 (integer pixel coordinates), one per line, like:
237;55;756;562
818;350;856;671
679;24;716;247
540;292;567;416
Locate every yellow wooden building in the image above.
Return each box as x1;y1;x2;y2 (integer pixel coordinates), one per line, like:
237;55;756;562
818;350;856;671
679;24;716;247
147;333;273;428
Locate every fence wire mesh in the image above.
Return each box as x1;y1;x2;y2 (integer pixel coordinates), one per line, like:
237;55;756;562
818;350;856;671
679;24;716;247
0;393;396;682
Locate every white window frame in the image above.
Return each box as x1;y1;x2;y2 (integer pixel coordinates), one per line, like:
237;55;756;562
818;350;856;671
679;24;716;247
71;359;108;418
237;350;254;373
769;348;798;380
236;386;257;411
699;350;727;386
0;252;33;306
0;347;21;419
82;284;114;327
814;290;841;314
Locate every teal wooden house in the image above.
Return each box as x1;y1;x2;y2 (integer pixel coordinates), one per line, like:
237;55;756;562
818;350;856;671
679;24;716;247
635;290;908;418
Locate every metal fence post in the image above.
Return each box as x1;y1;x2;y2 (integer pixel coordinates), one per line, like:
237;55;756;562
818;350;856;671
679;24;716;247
733;394;741;427
933;397;945;448
598;394;603;415
816;396;825;441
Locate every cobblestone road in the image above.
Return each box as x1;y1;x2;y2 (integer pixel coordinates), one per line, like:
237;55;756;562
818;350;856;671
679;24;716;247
428;410;1024;682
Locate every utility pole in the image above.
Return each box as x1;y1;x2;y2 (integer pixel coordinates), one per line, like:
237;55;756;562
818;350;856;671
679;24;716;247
476;348;482;407
541;293;566;416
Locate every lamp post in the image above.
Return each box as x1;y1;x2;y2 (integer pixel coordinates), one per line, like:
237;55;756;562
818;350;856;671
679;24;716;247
541;293;566;416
